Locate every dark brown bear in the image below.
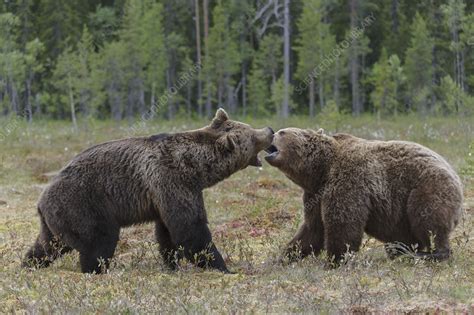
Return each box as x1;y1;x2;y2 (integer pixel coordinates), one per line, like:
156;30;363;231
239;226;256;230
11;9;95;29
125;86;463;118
265;128;463;264
23;109;274;273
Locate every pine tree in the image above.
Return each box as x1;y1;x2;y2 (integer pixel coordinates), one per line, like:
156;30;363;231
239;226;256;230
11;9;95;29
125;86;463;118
369;49;405;117
142;1;166;118
23;38;44;121
38;0;85;60
248;67;270;116
404;12;434;114
295;0;336;116
97;41;127;120
75;27;96;117
255;34;283;87
248;34;282;116
438;74;474;114
88;5;119;48
203;2;240;113
52;47;80;128
442;0;467;91
0;13;23;115
119;0;147;119
460;12;474;92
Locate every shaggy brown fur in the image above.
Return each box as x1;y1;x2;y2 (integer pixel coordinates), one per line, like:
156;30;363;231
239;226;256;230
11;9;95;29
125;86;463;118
265;128;463;264
23;109;274;273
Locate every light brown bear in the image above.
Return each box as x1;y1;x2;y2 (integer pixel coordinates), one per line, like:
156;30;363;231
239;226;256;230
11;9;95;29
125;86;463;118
265;128;463;264
23;109;274;273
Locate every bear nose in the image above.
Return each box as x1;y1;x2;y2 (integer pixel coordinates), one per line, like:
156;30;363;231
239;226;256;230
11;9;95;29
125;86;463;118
267;127;274;134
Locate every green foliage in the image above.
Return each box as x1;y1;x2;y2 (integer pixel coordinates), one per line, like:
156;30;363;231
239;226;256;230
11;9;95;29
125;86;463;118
247;34;282;115
461;12;474;91
462;142;474;176
437;75;474;115
404;13;434;112
295;0;337;112
0;13;44;117
203;2;241;109
368;49;405;116
319;100;346;132
271;76;294;116
0;1;474;120
142;1;166;113
441;0;466;54
248;68;270;116
88;5;119;48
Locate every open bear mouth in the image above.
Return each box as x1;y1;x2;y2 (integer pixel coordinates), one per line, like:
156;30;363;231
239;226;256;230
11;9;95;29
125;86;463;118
265;145;278;154
264;144;279;162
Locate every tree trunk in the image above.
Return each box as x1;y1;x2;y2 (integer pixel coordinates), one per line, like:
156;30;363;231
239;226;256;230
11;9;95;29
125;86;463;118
150;81;156;118
138;81;145;118
334;57;340;109
461;50;466;93
34;93;41;116
430;0;440;113
217;81;223;110
282;0;291;118
225;74;236;113
349;0;361;116
67;74;77;130
318;78;324;110
361;54;366;107
126;85;134;121
194;0;203;116
203;0;212;117
187;81;192;118
25;75;33;123
6;74;20;115
111;85;122;121
391;0;399;33
166;68;173;120
309;79;315;117
242;62;247;116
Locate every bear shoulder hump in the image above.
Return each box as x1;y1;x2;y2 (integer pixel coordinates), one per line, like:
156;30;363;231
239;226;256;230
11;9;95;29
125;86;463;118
149;133;171;142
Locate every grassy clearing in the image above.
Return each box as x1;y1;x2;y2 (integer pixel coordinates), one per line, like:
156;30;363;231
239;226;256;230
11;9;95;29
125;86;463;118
0;114;473;313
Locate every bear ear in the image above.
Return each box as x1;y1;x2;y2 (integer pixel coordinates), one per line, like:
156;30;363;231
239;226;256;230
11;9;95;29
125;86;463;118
316;128;325;135
216;134;235;152
211;108;229;129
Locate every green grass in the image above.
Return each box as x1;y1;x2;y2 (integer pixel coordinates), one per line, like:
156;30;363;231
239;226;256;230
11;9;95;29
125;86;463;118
0;114;473;313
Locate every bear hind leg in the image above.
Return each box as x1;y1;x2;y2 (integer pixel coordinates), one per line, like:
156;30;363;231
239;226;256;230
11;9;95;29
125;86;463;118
415;233;451;261
155;217;178;270
23;211;72;269
407;187;457;262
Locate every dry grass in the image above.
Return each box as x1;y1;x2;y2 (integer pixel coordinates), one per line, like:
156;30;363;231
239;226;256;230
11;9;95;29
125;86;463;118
0;114;473;313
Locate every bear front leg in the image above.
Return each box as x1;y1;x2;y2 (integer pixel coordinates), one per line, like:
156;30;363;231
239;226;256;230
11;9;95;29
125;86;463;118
321;184;370;266
323;219;365;266
157;189;230;273
174;220;230;273
284;192;324;262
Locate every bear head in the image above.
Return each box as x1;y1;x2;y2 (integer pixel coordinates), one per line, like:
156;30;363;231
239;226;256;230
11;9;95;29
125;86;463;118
264;127;336;191
206;108;274;168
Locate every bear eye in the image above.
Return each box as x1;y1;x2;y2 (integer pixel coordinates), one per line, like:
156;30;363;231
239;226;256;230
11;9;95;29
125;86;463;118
224;127;232;132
